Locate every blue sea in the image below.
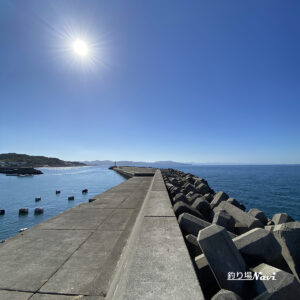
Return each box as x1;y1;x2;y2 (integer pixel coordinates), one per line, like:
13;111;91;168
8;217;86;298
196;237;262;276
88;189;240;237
178;165;300;223
0;165;299;241
0;166;125;240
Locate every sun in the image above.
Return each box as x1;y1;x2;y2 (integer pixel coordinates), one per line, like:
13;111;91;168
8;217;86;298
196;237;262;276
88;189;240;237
72;39;89;57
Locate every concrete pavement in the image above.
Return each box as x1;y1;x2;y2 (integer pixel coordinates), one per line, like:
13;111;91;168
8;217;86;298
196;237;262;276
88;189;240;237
0;167;204;300
0;175;152;299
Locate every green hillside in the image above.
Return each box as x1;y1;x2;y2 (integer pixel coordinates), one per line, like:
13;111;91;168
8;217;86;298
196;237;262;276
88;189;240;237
0;153;85;167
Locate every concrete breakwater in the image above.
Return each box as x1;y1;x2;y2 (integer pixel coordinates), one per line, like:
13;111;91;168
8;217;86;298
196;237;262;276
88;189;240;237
161;168;300;299
0;165;299;299
0;167;203;299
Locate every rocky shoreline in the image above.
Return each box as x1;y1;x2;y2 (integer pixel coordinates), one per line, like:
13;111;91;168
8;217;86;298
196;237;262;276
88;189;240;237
0;167;43;175
161;168;300;299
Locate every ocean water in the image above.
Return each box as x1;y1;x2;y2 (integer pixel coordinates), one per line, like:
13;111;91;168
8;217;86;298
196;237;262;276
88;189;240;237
0;166;125;240
0;165;299;241
177;165;300;222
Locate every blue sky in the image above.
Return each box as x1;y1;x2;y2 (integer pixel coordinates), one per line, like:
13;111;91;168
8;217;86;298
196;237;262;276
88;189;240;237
0;0;299;164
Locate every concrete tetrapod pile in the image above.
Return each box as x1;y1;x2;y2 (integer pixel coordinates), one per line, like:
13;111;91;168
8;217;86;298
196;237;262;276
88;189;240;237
161;168;300;300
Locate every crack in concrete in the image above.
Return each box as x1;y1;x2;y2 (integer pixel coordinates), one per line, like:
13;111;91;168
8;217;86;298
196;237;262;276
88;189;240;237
0;288;34;294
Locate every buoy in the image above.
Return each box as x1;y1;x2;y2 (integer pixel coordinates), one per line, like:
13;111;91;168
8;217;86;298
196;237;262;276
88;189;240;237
68;196;74;200
19;228;27;232
34;208;44;215
19;208;29;215
35;197;41;202
56;190;61;194
82;189;88;194
89;198;96;203
0;209;5;215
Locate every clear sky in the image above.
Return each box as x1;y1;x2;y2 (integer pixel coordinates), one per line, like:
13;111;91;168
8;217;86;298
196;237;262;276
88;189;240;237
0;0;299;164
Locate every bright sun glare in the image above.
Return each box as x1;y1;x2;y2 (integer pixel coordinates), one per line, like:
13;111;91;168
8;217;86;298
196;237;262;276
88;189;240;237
72;39;89;57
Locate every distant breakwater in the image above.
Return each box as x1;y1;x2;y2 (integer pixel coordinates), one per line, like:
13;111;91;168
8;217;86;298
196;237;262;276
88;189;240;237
161;168;300;299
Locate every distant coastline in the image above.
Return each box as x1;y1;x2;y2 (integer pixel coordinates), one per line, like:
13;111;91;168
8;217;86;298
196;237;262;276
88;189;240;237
0;153;86;168
0;153;86;175
0;167;43;176
83;160;192;167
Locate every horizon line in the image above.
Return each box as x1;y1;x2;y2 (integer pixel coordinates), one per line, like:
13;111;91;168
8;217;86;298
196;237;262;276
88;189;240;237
1;153;300;166
84;160;300;166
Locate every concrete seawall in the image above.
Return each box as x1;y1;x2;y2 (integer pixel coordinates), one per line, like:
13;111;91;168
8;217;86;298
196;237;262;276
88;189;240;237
2;165;297;299
110;166;157;179
0;167;203;299
110;168;203;300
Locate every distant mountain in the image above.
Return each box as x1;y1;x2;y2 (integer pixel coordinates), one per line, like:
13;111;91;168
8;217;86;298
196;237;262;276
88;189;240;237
83;160;191;167
0;153;86;168
83;160;115;166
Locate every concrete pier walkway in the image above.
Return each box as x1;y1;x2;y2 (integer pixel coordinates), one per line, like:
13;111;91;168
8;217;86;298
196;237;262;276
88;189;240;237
0;167;203;300
110;169;203;300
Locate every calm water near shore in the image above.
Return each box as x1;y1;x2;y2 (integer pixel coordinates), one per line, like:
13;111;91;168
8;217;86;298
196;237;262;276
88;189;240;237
0;166;125;240
0;165;299;241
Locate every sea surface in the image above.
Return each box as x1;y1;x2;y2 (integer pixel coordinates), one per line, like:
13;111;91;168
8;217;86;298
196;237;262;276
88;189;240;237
0;166;125;240
0;165;299;241
177;165;300;222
